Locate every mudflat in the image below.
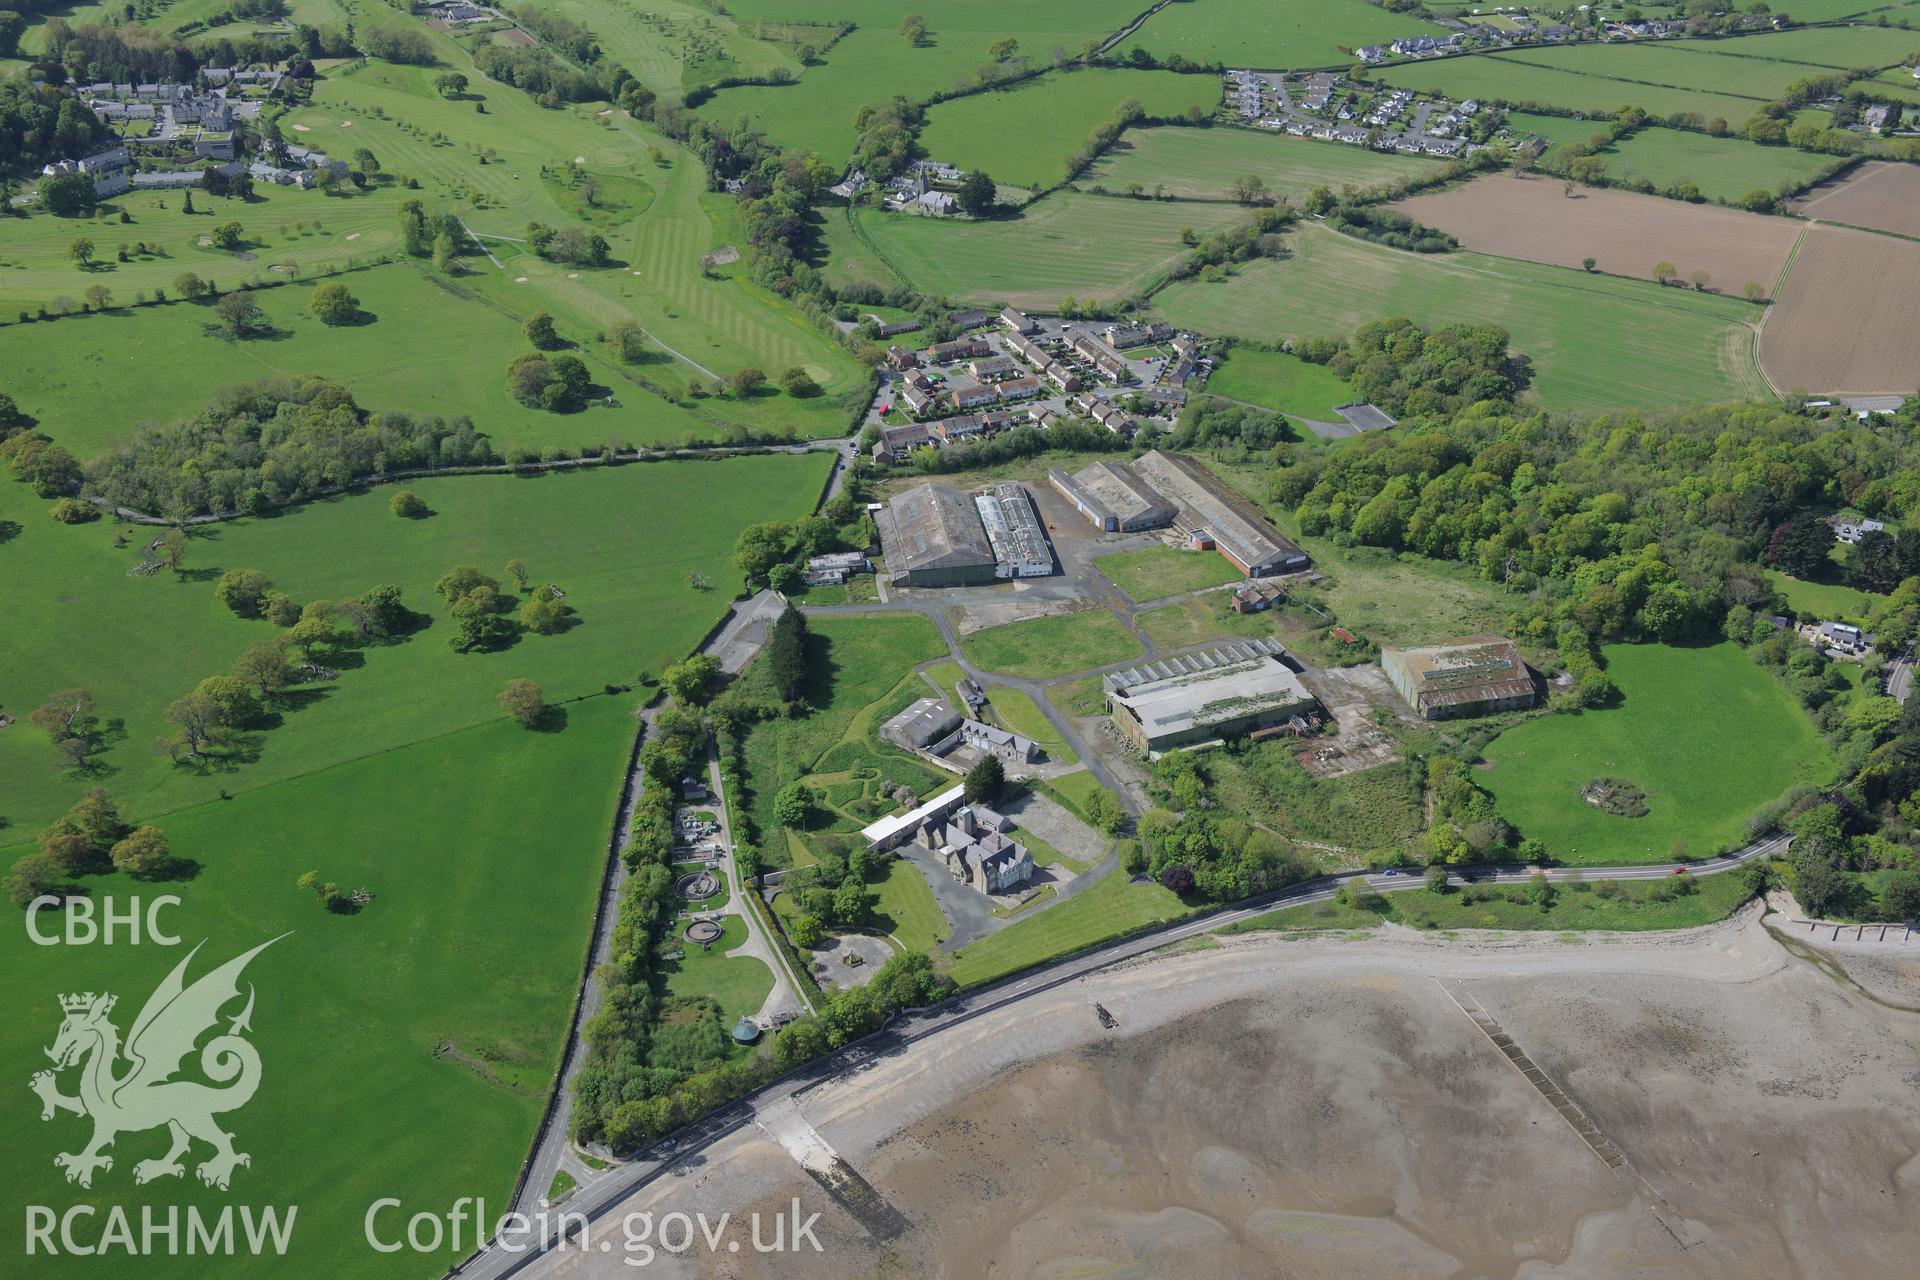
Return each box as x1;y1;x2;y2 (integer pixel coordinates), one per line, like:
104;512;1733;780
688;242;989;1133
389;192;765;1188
551;907;1920;1279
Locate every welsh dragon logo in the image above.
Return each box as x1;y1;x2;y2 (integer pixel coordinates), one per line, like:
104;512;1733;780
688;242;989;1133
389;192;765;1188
29;936;284;1191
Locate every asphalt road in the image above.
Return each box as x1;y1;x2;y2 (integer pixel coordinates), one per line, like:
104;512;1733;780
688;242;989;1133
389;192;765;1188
450;831;1790;1280
1888;645;1914;705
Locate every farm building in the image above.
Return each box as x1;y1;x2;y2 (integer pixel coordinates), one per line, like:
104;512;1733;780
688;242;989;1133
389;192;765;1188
1050;460;1178;533
883;697;966;751
860;784;967;852
1129;451;1310;577
875;484;1002;587
1382;635;1536;719
1105;638;1314;754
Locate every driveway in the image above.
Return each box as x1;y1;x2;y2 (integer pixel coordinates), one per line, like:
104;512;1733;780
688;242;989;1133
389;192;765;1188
897;845;1005;949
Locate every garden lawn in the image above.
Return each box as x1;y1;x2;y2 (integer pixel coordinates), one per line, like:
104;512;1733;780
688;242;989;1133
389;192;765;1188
1095;544;1246;601
872;857;949;952
1481;644;1835;863
854;192;1248;309
983;687;1077;764
0;452;831;834
1202;346;1357;420
1765;569;1876;622
1087;125;1439;203
960;608;1143;679
0;698;631;1280
944;872;1189;987
916;69;1219;191
662;916;775;1025
1153;222;1771;412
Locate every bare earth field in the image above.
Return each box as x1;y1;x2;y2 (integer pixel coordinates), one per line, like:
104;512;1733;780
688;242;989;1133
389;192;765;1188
1793;161;1920;239
1760;224;1920;395
1393;172;1802;292
547;905;1920;1279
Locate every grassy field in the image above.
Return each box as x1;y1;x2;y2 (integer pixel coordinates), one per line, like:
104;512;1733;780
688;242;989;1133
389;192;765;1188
1375;54;1761;121
854;192;1249;309
693;0;1149;158
1203;345;1358;420
287;42;864;439
662;915;775;1024
1088;124;1440;202
1095;544;1247;601
0;266;740;459
1604;128;1842;203
960;608;1143;679
982;686;1078;764
1481;643;1834;863
1135;595;1276;649
872;856;949;952
0;452;831;835
1226;867;1754;935
1766;568;1877;621
543;0;801;97
944;870;1189;987
1152;222;1772;412
916;69;1219;191
816;203;909;294
1130;0;1448;68
0;696;632;1280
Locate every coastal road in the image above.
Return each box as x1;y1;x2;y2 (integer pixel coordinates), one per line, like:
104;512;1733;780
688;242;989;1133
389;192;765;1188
451;831;1790;1280
1889;645;1914;705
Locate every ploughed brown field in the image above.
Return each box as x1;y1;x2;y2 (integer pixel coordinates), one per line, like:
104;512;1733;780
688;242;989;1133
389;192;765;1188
1793;161;1920;239
1760;224;1920;395
1392;171;1801;294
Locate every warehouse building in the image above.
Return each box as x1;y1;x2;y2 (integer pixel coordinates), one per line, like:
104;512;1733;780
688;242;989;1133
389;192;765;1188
1382;635;1536;719
973;482;1053;578
1105;638;1314;753
1049;460;1178;532
876;482;1055;587
875;483;1001;587
1129;450;1309;577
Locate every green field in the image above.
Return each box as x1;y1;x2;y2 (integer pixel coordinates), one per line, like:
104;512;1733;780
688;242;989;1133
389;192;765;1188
1095;544;1247;602
1376;53;1761;121
1381;27;1919;120
1152;222;1772;412
817;204;910;294
543;0;802;97
4;12;862;438
960;608;1143;680
0;696;633;1280
1203;345;1358;420
1604;128;1843;202
1228;867;1754;934
982;687;1078;764
0;266;744;460
1131;0;1448;68
945;870;1188;986
855;192;1248;309
1087;125;1440;203
0;453;831;834
694;0;1149;158
916;69;1219;191
1481;643;1835;863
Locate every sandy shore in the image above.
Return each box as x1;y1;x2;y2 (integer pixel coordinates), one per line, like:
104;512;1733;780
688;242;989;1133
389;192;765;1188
545;904;1920;1279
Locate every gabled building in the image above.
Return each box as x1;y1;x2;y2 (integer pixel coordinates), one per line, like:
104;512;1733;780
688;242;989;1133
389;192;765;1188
1382;635;1536;719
